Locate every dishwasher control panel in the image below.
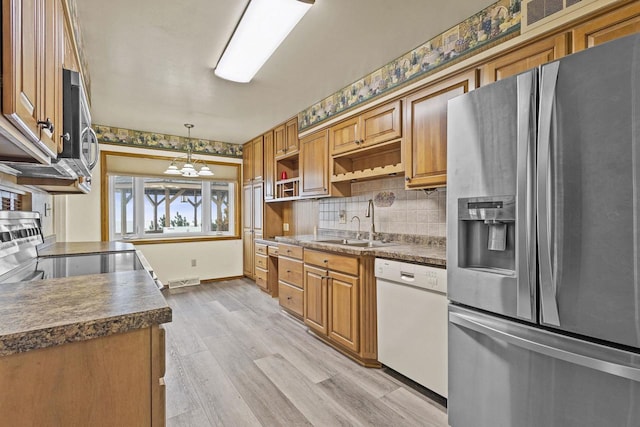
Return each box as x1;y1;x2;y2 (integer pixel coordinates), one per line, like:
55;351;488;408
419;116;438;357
375;258;447;294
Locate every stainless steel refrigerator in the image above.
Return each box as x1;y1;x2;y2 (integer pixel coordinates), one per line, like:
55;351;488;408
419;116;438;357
446;33;640;427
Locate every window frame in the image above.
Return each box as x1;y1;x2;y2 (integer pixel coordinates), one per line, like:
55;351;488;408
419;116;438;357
101;150;241;244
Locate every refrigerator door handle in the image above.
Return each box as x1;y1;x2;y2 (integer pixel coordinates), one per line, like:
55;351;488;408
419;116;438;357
515;71;536;321
450;310;640;382
537;61;560;326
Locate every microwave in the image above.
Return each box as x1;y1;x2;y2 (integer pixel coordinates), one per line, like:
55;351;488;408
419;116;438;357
59;68;99;179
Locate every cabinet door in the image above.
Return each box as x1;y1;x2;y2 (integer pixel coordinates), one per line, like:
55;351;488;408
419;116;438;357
243;229;254;278
360;100;402;148
252;135;263;182
572;2;640;52
243;184;254;277
2;0;46;147
328;271;359;353
481;33;568;85
252;183;263;235
300;129;329;197
263;130;274;200
285;117;299;154
304;264;328;335
274;124;286;158
242;141;253;183
404;69;478;189
329;116;359;155
41;0;63;153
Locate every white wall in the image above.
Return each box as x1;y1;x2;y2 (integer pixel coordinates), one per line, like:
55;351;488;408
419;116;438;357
57;144;243;283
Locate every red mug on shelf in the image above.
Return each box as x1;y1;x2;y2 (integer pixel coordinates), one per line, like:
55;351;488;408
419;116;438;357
280;171;287;180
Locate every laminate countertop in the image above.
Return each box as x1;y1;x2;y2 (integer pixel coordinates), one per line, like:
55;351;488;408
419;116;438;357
37;241;136;257
0;270;172;356
270;235;446;267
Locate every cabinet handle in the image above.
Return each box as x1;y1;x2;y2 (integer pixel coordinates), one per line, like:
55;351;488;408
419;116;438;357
37;118;54;133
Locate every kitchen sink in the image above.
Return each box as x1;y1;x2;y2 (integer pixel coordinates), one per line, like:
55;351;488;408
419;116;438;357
316;238;397;248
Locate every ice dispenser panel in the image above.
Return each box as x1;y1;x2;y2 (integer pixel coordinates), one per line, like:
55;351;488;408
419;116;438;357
458;196;515;273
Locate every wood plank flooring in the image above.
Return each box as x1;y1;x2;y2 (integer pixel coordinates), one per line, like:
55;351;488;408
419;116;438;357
164;278;448;427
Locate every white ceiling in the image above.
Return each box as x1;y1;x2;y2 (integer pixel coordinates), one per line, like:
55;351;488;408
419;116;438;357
76;0;491;144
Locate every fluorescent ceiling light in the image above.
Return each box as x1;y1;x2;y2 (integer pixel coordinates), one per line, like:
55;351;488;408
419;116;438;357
215;0;314;83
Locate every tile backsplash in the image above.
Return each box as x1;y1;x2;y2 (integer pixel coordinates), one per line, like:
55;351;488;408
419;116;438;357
318;176;446;239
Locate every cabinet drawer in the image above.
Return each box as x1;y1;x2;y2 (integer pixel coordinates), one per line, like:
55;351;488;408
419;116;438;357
279;243;303;260
255;243;268;255
255;253;268;270
279;257;304;288
255;267;268;290
279;281;304;317
304;249;358;275
268;245;279;257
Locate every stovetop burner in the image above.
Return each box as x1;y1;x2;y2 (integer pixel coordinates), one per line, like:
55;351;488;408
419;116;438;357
0;252;144;284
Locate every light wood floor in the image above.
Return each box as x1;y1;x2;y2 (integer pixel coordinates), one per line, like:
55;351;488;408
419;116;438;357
163;278;448;427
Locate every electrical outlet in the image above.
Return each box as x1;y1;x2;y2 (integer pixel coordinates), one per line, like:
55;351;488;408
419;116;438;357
283;223;290;232
339;210;346;224
191;259;197;267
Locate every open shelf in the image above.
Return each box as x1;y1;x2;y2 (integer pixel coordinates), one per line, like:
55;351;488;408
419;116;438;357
276;177;299;199
331;140;403;182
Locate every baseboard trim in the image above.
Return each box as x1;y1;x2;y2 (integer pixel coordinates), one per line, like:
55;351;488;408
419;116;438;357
200;275;244;284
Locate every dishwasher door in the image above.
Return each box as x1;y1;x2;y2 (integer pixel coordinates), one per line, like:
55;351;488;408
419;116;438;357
375;258;448;397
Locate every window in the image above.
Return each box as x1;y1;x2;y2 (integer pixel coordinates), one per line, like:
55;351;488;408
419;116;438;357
103;151;240;242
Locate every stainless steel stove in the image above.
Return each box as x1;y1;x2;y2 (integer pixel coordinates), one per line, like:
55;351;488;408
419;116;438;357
0;211;144;284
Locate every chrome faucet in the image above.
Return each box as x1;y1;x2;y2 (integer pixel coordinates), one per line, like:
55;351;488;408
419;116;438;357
351;215;361;240
365;199;376;241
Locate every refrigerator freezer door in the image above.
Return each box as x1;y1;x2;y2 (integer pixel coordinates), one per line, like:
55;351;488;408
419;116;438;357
537;33;640;348
447;69;537;321
448;305;640;427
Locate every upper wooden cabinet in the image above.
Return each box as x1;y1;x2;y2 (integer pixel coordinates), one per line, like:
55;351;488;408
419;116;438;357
299;129;329;197
274;117;299;159
263;130;275;200
404;69;478;189
572;1;640;52
2;0;64;158
481;33;569;85
329;100;402;156
242;141;253;183
242;136;263;183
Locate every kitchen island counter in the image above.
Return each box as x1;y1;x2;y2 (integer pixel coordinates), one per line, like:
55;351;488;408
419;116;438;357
37;241;136;257
0;270;171;356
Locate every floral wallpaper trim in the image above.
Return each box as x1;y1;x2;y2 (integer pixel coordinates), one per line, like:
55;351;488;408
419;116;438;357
93;125;243;158
298;0;522;131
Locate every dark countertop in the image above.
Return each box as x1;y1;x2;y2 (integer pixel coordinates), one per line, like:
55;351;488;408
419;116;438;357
37;241;136;257
0;270;171;356
273;235;446;267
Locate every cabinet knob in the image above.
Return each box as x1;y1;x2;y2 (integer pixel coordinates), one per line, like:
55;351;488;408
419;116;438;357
37;118;54;133
323;259;328;263
405;177;411;182
61;133;70;142
286;270;291;273
287;296;292;300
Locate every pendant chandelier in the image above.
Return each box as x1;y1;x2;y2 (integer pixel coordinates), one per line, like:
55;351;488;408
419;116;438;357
164;124;214;177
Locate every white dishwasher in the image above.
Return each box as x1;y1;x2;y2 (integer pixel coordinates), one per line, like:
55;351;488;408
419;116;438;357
375;258;448;397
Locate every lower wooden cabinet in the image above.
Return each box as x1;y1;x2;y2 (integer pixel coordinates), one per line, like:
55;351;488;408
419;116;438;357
0;325;166;426
303;249;376;366
303;264;328;335
327;270;359;353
